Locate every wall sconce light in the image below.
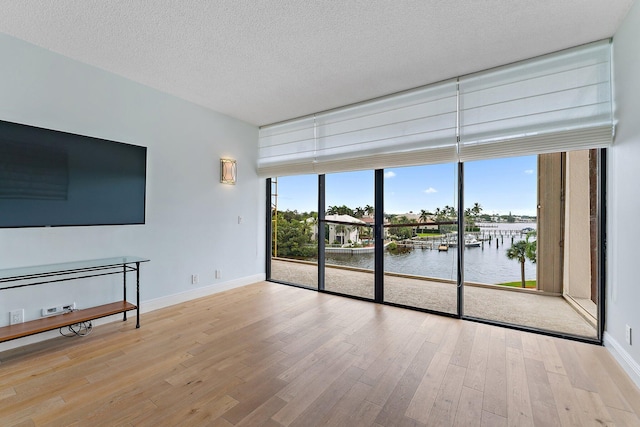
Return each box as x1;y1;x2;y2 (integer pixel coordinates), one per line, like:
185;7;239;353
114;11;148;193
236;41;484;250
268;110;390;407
220;158;237;184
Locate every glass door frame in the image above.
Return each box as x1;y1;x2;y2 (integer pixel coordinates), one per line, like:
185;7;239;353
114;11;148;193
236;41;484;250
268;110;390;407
265;151;606;344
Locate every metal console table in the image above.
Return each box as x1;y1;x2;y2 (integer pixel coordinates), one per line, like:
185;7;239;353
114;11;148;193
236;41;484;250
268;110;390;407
0;256;148;343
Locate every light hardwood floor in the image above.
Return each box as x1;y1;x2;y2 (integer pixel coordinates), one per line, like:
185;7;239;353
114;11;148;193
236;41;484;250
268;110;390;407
1;281;639;426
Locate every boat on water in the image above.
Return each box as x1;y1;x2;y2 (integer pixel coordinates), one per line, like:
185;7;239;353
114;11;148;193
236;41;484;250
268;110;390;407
447;234;481;248
463;238;481;247
438;243;449;251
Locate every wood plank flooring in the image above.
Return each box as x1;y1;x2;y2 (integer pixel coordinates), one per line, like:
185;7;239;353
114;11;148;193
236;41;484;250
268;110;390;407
1;281;639;426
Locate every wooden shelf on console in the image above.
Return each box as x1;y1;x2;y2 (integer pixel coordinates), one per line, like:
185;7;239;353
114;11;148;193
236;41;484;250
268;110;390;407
0;301;136;343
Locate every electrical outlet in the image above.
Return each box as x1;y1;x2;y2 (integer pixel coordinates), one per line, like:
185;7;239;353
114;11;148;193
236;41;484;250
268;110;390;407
626;325;632;345
10;309;24;325
191;274;199;285
42;302;76;317
215;270;221;279
238;216;243;224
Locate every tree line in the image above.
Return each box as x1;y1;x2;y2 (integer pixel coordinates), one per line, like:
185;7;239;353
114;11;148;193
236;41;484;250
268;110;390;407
326;203;483;222
273;203;485;256
273;204;537;288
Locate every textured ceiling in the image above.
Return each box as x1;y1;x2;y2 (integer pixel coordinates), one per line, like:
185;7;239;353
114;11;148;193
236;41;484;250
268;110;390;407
0;1;634;126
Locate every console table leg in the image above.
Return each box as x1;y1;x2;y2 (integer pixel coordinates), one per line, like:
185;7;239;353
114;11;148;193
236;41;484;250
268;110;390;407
136;262;140;328
123;264;127;322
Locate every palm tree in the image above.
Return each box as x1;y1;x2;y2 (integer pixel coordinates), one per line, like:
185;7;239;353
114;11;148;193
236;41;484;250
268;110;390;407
525;231;537;265
364;204;374;216
506;233;537;287
443;205;456;219
472;202;482;218
419;209;429;223
335;205;353;216
464;207;473;232
358;224;372;242
327;205;338;215
506;241;528;288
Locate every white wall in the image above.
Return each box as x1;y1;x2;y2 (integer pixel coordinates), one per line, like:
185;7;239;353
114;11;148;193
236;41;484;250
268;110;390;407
0;34;265;349
606;0;640;386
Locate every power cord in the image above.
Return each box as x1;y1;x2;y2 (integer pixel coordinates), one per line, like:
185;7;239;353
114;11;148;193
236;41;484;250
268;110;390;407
59;308;93;337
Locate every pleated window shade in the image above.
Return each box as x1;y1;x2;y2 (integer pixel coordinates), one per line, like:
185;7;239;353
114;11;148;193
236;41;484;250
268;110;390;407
312;81;458;175
258;40;612;177
258;81;458;177
258;117;316;177
458;40;612;162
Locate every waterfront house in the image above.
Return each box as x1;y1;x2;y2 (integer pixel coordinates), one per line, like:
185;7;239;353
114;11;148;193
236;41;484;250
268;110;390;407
323;214;367;245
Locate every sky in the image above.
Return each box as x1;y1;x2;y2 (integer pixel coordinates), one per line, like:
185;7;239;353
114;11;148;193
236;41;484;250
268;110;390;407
273;155;538;216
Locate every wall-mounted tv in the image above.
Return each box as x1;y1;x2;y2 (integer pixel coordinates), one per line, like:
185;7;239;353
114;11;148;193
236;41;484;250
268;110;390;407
0;119;146;228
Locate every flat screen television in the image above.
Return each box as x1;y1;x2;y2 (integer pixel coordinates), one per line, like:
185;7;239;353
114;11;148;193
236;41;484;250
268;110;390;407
0;119;147;228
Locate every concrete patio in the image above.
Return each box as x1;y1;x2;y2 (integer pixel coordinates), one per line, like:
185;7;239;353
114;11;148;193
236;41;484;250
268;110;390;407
271;258;597;338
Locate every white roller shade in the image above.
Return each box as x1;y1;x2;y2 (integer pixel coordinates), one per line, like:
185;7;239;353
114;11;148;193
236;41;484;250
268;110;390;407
458;40;612;162
258;80;458;177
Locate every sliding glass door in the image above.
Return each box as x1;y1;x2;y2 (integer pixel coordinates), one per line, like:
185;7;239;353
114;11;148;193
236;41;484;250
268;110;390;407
267;154;603;340
269;174;318;289
382;164;458;314
323;170;375;299
462;152;599;338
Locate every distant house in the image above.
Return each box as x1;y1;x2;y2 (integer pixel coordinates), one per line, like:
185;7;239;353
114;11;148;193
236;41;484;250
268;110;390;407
323;214;367;245
418;219;439;233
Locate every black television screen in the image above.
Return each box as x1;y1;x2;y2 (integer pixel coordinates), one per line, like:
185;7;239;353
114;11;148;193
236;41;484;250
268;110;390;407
0;120;146;228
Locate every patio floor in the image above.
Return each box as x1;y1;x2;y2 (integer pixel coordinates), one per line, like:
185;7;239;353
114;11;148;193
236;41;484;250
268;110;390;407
271;258;597;338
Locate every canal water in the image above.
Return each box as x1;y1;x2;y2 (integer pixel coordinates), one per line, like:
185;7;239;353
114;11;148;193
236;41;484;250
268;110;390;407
324;223;537;284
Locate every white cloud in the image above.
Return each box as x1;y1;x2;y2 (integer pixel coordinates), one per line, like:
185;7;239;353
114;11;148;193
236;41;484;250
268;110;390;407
423;187;437;194
384;171;396;179
524;169;534;174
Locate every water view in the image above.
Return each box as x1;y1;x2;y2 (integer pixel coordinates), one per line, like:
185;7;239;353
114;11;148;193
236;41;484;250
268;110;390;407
324;223;536;285
271;152;599;338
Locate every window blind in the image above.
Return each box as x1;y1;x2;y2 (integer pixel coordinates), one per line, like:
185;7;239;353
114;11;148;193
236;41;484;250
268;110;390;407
458;40;612;162
258;40;613;177
311;81;458;175
258;117;316;177
258;80;458;177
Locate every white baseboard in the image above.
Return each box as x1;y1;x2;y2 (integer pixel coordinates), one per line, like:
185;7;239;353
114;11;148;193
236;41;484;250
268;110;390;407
0;274;265;354
604;331;640;389
142;273;265;313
